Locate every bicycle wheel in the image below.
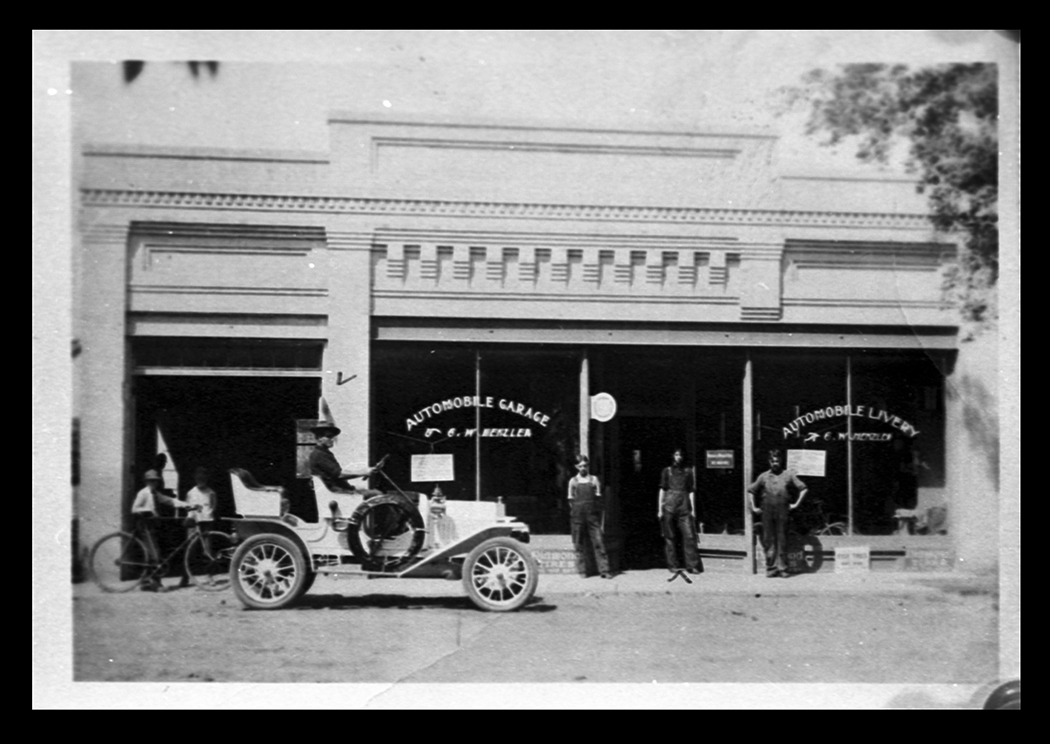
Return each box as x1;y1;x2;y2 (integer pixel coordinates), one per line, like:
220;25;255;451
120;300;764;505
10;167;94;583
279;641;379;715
184;531;235;591
90;532;153;592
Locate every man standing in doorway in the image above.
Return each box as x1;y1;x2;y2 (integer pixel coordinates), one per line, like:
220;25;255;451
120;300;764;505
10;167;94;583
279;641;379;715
658;448;702;575
568;455;613;579
748;448;808;578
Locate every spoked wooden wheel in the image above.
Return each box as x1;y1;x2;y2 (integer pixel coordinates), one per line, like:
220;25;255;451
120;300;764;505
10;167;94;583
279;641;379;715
462;537;538;612
230;534;307;609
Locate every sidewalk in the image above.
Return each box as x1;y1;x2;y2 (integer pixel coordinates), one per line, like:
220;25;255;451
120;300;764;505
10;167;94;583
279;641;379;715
533;568;995;597
298;567;997;601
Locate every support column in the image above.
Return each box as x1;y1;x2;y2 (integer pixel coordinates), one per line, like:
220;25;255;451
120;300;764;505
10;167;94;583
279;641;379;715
579;350;590;460
743;353;755;574
323;228;374;469
847;354;855;535
75;220;132;553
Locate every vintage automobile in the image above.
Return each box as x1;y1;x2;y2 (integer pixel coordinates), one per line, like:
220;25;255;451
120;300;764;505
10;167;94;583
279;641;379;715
226;456;538;612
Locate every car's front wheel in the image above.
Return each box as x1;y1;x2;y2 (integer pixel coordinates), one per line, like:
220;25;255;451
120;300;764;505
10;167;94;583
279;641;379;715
462;537;538;612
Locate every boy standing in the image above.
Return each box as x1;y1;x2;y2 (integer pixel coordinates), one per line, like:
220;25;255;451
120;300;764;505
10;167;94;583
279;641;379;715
658;448;702;574
568;455;613;579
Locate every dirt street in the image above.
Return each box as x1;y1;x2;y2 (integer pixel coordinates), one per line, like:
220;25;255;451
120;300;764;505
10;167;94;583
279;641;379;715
73;573;998;689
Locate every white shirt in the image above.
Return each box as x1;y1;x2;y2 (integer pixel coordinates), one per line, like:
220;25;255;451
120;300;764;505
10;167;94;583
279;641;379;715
186;486;216;521
131;486;183;515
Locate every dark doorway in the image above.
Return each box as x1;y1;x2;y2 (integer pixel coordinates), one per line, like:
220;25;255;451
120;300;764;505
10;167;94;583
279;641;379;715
133;376;320;523
615;416;688;569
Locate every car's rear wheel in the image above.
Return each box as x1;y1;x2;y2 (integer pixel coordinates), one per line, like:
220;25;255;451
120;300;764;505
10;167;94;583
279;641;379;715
231;534;307;609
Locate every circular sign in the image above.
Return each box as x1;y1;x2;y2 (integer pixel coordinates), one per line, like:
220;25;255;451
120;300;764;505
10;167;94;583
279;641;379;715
590;393;617;422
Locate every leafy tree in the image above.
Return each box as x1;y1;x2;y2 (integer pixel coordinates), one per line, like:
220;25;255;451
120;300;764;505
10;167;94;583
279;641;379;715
781;63;998;328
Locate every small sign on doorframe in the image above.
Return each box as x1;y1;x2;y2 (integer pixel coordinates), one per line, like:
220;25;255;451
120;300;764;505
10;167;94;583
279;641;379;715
834;546;870;573
706;450;735;469
411;454;455;482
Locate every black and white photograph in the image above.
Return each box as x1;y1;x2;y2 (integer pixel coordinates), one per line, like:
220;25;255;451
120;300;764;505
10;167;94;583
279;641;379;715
33;30;1019;709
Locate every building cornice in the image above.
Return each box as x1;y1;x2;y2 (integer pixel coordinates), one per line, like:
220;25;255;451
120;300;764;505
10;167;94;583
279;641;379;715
327;110;778;139
82;189;935;231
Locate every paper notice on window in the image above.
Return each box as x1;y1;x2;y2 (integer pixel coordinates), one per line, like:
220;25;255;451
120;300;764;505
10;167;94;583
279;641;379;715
411;454;455;483
787;449;826;477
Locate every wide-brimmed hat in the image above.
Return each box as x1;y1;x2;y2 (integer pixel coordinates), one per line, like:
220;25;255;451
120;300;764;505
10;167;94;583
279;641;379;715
311;396;341;437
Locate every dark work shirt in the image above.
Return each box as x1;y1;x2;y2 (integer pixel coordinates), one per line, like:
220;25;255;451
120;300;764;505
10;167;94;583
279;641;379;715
748;469;807;506
309;446;353;491
660;465;694;493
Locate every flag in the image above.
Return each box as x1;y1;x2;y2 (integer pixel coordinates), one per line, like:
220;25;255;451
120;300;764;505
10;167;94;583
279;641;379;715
156;425;181;501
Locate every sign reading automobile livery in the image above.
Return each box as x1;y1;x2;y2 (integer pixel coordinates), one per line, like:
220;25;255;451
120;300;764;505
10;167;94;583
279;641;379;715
782;404;920;441
405;395;551;440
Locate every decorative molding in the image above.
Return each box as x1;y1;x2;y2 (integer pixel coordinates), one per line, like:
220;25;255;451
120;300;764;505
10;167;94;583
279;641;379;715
385;244;406;280
582;247;602;284
82;189;934;230
373;227;741;251
81;222;131;245
84;143;329;165
131;221;327;244
485;246;504;282
740;307;783;321
373;136;741;161
518;246;537;283
550;247;569;283
782;297;946;309
130;285;327;298
453;245;472;281
140;244;311;263
708;251;727;285
326;231;374;251
790;260;940;272
420;244;438;280
614;249;633;284
677;250;697;285
645;251;664;285
373;289;739;306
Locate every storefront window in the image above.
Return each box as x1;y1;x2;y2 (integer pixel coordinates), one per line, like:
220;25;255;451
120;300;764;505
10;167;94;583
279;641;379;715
372;347;478;499
753;350;946;536
850;352;946;535
372;345;579;532
478;349;579;533
753;352;850;534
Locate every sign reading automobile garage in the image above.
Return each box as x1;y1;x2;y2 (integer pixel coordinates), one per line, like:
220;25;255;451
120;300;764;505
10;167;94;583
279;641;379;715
405;395;551;439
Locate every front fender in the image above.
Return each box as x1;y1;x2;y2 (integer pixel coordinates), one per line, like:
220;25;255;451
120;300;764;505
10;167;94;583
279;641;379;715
230;518;312;566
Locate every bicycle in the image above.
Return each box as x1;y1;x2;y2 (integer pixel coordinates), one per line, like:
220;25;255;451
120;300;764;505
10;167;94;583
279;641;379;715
806;499;849;537
89;511;237;593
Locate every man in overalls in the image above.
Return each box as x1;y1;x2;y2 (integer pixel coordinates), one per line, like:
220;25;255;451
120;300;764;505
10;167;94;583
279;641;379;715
658;448;702;574
748;449;808;577
568;455;613;579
